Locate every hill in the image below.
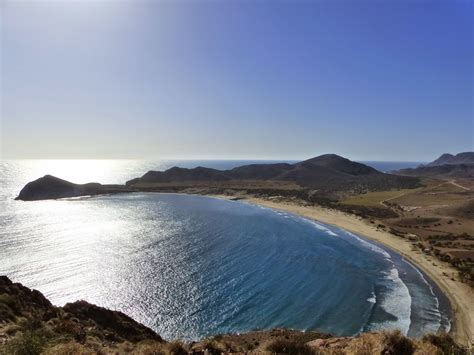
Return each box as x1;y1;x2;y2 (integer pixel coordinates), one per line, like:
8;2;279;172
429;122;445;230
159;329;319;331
0;276;466;354
126;154;420;197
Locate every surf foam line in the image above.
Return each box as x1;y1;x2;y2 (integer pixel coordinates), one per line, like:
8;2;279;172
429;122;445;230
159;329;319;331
345;231;391;259
248;203;340;237
305;220;339;236
344;231;412;335
401;258;444;333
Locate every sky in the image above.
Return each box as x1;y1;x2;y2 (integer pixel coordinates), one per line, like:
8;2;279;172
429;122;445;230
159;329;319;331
1;0;472;161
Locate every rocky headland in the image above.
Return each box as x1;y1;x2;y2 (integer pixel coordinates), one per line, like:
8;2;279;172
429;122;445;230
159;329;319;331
16;175;133;201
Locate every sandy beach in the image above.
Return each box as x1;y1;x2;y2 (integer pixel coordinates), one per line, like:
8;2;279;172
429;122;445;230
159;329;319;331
234;196;474;348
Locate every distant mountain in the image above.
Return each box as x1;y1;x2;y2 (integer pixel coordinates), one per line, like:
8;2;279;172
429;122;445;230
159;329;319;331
127;154;420;193
393;152;474;178
426;152;474;167
395;164;474;179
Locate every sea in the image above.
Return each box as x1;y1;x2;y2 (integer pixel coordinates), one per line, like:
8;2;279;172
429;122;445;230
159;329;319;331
0;159;449;341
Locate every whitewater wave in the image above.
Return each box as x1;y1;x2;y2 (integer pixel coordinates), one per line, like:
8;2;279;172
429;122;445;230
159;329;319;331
380;267;412;334
303;219;339;236
367;291;377;304
401;259;443;333
344;231;412;335
345;231;391;259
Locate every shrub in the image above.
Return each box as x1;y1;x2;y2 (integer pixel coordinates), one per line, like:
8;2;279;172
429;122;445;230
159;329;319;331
381;330;414;355
266;339;314;355
133;342;166;355
422;333;467;355
166;341;188;355
1;331;46;355
43;342;96;355
200;339;222;354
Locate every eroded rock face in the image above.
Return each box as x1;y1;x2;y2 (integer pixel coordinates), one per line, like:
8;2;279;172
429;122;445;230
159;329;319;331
0;275;57;322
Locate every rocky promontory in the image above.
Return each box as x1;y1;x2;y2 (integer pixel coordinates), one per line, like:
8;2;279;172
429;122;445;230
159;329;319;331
15;175;132;201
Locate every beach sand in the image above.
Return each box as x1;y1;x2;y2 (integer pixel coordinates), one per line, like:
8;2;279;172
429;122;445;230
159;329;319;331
234;196;474;348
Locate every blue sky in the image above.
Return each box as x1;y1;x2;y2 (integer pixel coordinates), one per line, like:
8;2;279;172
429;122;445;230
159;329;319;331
1;0;472;160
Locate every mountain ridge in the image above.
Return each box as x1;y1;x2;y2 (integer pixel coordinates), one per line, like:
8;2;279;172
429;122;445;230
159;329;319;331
16;154;421;201
126;154;420;194
426;152;474;167
393;152;474;178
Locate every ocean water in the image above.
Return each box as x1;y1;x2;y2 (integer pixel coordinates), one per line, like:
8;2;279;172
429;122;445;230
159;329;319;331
0;160;449;340
360;161;425;173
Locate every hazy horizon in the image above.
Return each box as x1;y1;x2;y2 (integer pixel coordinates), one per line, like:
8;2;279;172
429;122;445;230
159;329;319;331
1;0;472;161
0;156;430;163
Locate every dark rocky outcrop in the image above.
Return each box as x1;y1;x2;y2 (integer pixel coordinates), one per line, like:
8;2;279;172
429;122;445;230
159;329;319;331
16;175;132;201
0;276;162;349
62;300;161;343
0;275;57;323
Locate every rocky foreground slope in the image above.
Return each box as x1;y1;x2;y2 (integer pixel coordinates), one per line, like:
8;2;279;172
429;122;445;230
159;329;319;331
0;276;466;354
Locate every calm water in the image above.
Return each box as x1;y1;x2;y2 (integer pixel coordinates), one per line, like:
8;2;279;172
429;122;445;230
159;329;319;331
0;160;448;340
360;161;425;173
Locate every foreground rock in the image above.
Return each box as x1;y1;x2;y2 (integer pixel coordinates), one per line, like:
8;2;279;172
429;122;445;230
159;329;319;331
0;276;467;354
16;175;132;201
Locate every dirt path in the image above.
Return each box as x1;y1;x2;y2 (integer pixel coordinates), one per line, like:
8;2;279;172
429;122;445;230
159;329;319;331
449;180;470;191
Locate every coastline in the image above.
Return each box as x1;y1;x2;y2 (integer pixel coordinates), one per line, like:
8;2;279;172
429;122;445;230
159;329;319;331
220;195;473;348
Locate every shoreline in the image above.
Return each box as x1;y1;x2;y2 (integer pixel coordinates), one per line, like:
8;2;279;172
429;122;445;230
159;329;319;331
219;195;473;348
9;189;473;348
